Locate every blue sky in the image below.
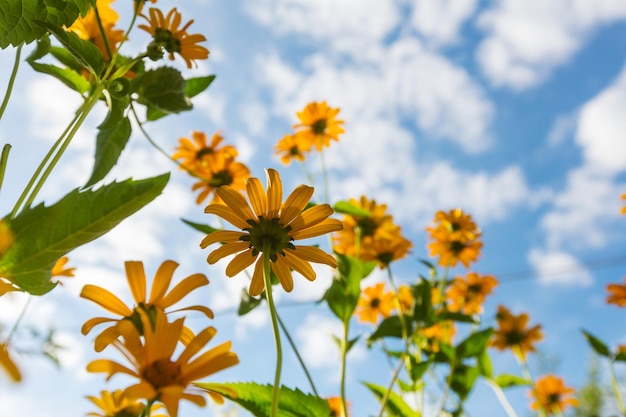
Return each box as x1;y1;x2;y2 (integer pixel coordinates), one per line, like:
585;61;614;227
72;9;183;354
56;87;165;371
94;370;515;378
1;0;626;416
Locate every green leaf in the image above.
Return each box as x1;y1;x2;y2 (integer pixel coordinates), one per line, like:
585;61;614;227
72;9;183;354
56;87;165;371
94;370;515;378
49;45;84;73
181;218;220;235
433;343;456;363
42;22;105;76
323;254;374;321
582;329;611;358
238;289;262;316
194;382;332;417
85;116;131;187
145;75;215;122
477;350;493;378
27;33;51;60
438;311;478;324
346;335;360;353
27;61;90;94
363;382;418;417
332;200;372;217
412;278;435;325
494;374;531;389
367;315;413;347
456;328;494;359
409;357;431;383
616;351;626;362
449;364;480;401
98;94;130;130
0;174;169;295
140;67;192;115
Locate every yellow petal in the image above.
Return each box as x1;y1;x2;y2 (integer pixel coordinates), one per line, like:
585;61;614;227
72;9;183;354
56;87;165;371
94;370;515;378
226;250;258;277
289;204;335;231
290;218;343;240
0;345;21;382
204;204;249;230
216;186;255;223
94;324;123;352
281;185;314;226
200;230;245;249
159;273;209;308
282;251;316;281
248;258;265;296
265;168;283;218
81;316;117;335
177;326;217;365
80;285;133;317
289;245;338;268
246;177;267;217
183;341;239;381
149;260;178;304
207;242;250;265
86;359;137;380
272;257;294;292
173;305;215;320
124;261;147;305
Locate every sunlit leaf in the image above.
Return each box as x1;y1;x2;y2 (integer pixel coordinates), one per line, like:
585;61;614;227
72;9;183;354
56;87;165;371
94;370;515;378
456;328;493;358
363;382;418;417
85;116;131;187
332;201;372;217
582;329;611;358
494;374;530;389
181;218;221;235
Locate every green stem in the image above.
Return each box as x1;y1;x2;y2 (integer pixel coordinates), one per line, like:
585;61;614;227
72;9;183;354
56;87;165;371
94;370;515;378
262;246;282;417
276;312;319;397
485;379;519;417
94;6;113;61
377;350;408;417
319;148;330;205
5;296;32;344
0;144;12;197
0;45;22;122
141;398;155;417
609;360;626;414
514;347;546;417
339;318;350;417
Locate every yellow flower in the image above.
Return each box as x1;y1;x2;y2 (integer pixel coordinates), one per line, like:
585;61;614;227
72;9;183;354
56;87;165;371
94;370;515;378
201;168;342;296
191;157;251;205
86;389;166;417
327;396;348;417
173;131;238;174
274;133;308;165
427;209;482;268
397;285;413;314
355;283;394;324
0;278;19;296
419;320;456;353
360;228;413;269
0;343;21;382
0;220;14;256
294;101;344;151
80;260;213;351
491;305;543;359
445;272;498;315
530;375;578;415
621;193;626;215
87;310;239;417
51;256;76;278
607;277;626;307
139;7;209;68
67;0;124;61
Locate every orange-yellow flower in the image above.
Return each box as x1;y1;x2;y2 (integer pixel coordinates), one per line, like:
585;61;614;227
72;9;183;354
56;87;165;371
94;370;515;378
87;310;239;417
86;389;166;417
355;283;394;324
491;305;543;359
274;133;308;165
419;320;456;353
397;285;414;314
191;158;251;205
201;168;342;296
52;256;76;278
607;277;626;307
327;396;348;417
360;229;413;269
445;272;498;315
67;0;124;61
173;131;238;174
0;343;21;382
139;7;209;68
80;260;213;351
427;209;482;268
621;193;626;215
530;374;578;414
293;101;344;151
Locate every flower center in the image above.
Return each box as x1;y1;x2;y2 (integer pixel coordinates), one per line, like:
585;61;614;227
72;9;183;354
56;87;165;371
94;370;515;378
289;146;301;156
546;393;560;405
208;170;233;187
448;240;466;255
369;297;381;309
356;217;378;237
153;28;180;53
142;358;181;389
311;119;327;135
126;303;158;335
114;406;144;417
196;147;214;160
504;330;527;346
241;216;295;262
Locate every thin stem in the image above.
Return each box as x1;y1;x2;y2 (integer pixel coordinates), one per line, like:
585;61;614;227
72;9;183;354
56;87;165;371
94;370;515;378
141;398;155;417
319;148;330;205
130;103;182;164
339;318;350;417
0;144;12;197
262;246;282;417
514;347;546;417
377;350;408;417
93;6;113;62
485;379;519;417
609;360;626;414
0;44;22;122
275;312;319;397
5;296;32;344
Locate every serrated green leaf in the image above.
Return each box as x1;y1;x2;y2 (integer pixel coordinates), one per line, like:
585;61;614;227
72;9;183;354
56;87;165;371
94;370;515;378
323;254;373;322
433;342;456;363
181;218;220;235
456;328;493;359
494;374;530;389
238;289;262;316
27;61;89;93
582;329;611;358
145;75;215;121
140;67;191;115
195;382;332;417
367;315;413;347
332;201;372;217
85;116;131;187
0;174;169;295
363;382;418;417
43;22;105;76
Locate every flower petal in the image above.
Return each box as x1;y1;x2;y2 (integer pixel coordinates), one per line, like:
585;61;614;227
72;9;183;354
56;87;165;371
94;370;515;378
81;285;132;317
246;177;267;217
200;230;245;249
272;256;294;292
177;326;217;365
149;260;178;304
282;251;316;281
265;168;282;218
289;204;335;232
207;242;250;265
290;218;343;240
87;359;137;380
81;316;117;335
281;185;314;226
226;250;258;277
290;245;338;268
216;186;255;223
248;258;264;296
159;273;209;308
204;204;249;230
124;261;147;305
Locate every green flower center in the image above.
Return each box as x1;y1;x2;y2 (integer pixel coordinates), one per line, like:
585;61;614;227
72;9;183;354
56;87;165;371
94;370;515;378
142;358;180;389
126;303;158;335
377;252;393;266
208;170;233;187
153;28;181;53
450;221;461;232
289;146;301;156
196;147;214;160
448;240;466;255
114;406;144;417
311;119;327;135
241;216;295;262
547;393;560;405
504;331;526;346
356;217;377;237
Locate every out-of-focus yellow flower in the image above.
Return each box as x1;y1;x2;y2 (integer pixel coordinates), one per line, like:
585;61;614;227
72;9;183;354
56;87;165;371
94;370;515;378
67;0;124;60
419;320;455;353
0;220;13;256
360;228;413;269
201;168;342;296
397;285;413;314
491;305;543;359
0;343;21;382
274;133;309;165
191;158;251;205
607;277;626;307
621;193;626;215
80;260;212;351
173;131;238;174
139;7;209;68
530;374;578;415
293;101;344;151
355;283;394;324
445;272;497;315
426;208;482;268
86;389;166;417
87;310;239;417
51;256;76;278
327;396;348;417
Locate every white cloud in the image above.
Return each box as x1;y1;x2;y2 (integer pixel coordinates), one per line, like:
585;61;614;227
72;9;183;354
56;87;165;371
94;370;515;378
296;313;354;368
477;0;626;89
528;248;593;286
411;0;479;46
26;77;83;140
547;113;577;146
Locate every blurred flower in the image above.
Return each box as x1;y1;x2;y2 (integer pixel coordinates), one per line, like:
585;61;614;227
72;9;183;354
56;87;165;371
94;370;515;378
139;7;209;68
445;272;498;315
621;193;626;215
491;305;543;359
51;256;76;278
87;310;239;417
419;320;456;353
80;260;212;351
191;158;251;205
360;228;413;269
607;277;626;307
355;283;394;324
426;209;482;268
0;220;14;255
201;168;342;296
327;396;348;417
397;285;414;314
0;278;19;296
530;374;578;414
67;0;124;60
274;133;308;165
0;343;21;382
173;131;238;174
293;101;344;151
86;389;166;417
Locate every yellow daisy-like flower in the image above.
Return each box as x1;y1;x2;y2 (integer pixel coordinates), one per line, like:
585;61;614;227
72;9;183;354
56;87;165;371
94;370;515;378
51;256;76;278
607;277;626;307
0;343;21;382
530;375;579;415
419;320;456;353
139;7;209;68
67;0;124;61
201;168;342;296
621;193;626;215
294;101;345;151
173;131;238;174
87;310;239;417
427;208;483;268
327;396;348;417
360;229;413;269
397;285;414;314
491;305;543;359
445;272;498;315
191;157;251;205
274;133;308;165
86;390;166;417
80;260;213;351
355;283;394;324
